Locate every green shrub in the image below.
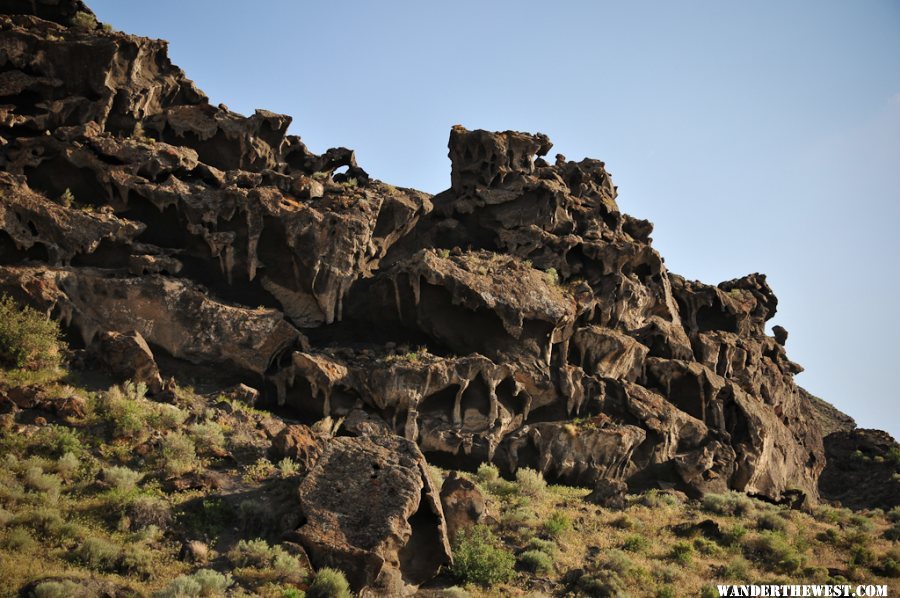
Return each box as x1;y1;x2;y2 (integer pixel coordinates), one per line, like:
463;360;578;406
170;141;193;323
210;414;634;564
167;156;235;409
1;527;36;550
71;11;97;30
118;544;155;577
515;467;547;497
98;384;150;439
544;267;559;285
72;536;121;571
229;538;274;568
887;507;900;523
700;586;719;598
307;567;352;598
161;432;197;477
150;403;188;429
639;489;680;508
720;524;748;546
693;536;721;556
702;491;755;516
476;463;499;484
193;569;233;595
878;556;900;578
577;571;629;597
11;506;63;537
817;527;842;545
33;580;84;598
848;513;874;532
33;425;83;458
656;586;676;598
189;421;225;455
849;543;875;567
814;505;851;525
651;563;680;584
487;477;518;497
500;505;534;530
58;188;75;208
670;541;694;565
451;524;515;586
153;575;201;598
104;465;141;493
884;522;900;541
277;457;300;477
544;511;571;537
228;538;305;584
125;496;172;531
23;466;62;501
723;556;751;580
601;549;638;577
242;457;276;482
54;452;80;481
622;534;650;553
0;295;62;370
525;537;557;556
756;512;788;532
744;531;803;574
271;550;304;582
518;549;553;574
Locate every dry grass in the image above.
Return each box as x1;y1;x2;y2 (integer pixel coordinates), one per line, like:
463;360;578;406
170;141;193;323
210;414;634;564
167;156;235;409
427;466;900;597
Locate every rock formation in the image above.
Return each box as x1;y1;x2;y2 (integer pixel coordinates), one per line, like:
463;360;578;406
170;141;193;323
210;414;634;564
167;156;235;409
295;435;451;594
0;0;871;591
0;0;826;497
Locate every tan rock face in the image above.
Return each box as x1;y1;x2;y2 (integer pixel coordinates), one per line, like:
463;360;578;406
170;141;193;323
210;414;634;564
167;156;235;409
440;472;487;543
295;435;451;595
269;424;324;475
90;330;163;394
0;6;838;591
0;265;302;377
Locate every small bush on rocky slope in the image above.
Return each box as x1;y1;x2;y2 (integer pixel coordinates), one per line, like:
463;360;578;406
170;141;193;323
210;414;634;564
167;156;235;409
307;567;352;598
451;524;515;586
0;295;62;371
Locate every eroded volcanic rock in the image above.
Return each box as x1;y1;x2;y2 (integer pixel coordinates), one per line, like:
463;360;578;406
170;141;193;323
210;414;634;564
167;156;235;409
0;1;854;590
819;429;900;510
295;435;451;595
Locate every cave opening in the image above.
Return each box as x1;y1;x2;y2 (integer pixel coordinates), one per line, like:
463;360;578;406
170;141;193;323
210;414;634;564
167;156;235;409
397;484;447;586
696;304;738;333
459;374;492;431
24;157;109;207
0;230;48;264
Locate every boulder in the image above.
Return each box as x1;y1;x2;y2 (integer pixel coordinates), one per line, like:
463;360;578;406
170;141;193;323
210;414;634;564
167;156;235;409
269;424;323;474
295;435;451;595
585;478;628;510
439;471;487;542
91;330;163;394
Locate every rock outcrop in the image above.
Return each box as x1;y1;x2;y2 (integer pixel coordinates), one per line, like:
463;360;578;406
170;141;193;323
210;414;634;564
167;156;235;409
0;2;856;589
818;429;900;511
295;435;451;595
440;472;487;543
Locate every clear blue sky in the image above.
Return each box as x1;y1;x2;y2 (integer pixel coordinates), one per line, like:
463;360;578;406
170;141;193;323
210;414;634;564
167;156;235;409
90;1;900;438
